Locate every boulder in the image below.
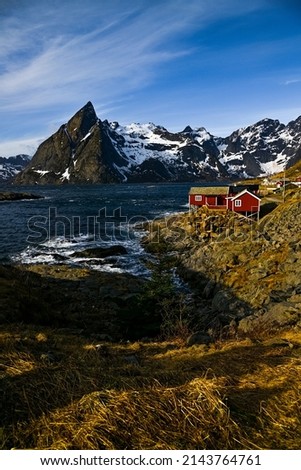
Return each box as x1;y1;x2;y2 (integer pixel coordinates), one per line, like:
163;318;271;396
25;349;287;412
71;245;127;258
238;302;301;335
264;302;300;327
211;290;240;313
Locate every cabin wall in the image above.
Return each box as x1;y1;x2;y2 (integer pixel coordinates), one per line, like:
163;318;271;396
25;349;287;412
189;194;228;207
229;193;260;212
189;194;204;206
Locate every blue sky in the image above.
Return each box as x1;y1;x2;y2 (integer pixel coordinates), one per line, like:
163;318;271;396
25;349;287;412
0;0;301;157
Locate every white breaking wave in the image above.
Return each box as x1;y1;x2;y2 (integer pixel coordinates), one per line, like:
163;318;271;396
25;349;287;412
11;233;152;277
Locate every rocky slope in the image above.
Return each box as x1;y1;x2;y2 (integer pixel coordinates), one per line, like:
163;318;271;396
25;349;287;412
13;102;301;184
143;190;301;338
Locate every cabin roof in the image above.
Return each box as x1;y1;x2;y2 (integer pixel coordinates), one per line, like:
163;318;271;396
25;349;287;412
189;186;229;196
229;189;261;201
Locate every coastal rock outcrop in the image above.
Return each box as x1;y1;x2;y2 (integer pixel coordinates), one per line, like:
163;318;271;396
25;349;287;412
70;245;127;259
0;191;43;201
143;191;301;337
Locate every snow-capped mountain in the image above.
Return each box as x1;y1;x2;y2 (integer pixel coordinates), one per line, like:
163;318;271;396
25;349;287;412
13;102;301;185
219;117;301;178
103;120;228;182
0;155;31;181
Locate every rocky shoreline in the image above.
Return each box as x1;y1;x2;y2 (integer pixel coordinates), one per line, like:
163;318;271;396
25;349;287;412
142;190;301;339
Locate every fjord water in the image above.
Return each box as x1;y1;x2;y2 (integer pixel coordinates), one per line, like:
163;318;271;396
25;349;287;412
0;183;193;275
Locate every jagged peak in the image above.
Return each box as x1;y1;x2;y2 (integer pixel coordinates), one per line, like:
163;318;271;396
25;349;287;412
81;101;95;112
67;101;98;138
182;126;193;133
244;117;282;131
71;101;97;120
181;125;210;135
232;118;283;139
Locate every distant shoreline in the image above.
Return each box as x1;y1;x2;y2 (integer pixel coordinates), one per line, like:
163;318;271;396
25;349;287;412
0;191;44;202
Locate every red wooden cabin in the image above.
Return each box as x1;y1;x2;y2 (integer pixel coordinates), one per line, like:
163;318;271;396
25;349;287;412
189;186;229;210
189;185;260;218
227;189;261;216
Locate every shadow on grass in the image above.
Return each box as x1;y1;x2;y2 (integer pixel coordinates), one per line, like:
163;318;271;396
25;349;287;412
0;260;299;449
0;321;298;449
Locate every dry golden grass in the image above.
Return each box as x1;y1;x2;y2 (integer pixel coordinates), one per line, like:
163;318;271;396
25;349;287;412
1;325;301;450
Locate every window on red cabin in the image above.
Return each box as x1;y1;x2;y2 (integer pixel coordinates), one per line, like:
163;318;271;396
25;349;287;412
234;199;242;207
195;195;202;201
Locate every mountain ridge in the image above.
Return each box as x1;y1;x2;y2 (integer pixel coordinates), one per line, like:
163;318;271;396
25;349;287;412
12;101;301;184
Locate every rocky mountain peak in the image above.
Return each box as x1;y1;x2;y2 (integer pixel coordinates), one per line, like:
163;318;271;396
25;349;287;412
65;101;98;142
182;126;193;133
14;101;120;185
287;115;301;133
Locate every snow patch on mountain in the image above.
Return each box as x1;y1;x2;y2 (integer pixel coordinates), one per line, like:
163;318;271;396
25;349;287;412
61;168;71;181
108;122;183;165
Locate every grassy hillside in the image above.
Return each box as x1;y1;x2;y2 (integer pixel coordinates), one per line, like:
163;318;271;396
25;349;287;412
1;324;301;450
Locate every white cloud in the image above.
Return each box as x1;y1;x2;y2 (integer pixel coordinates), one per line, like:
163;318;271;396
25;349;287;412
284;78;301;85
0;0;271;155
0;6;193;112
0;136;42;157
0;0;267;108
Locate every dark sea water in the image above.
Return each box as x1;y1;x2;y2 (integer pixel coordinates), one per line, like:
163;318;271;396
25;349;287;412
0;182;194;276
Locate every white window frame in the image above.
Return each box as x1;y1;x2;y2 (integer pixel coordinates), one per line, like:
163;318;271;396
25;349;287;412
234;199;242;207
195;195;202;201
